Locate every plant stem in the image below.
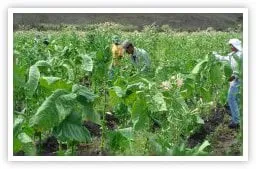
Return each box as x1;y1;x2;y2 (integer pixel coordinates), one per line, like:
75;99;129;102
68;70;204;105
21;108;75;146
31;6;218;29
38;131;42;155
71;141;74;156
100;73;108;154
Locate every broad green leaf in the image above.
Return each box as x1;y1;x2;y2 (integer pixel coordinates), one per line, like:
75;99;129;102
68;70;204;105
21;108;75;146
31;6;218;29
13;137;22;153
106;131;130;152
72;85;99;124
191;60;208;74
109;89;123;107
197;140;210;153
223;63;232;79
22;142;36;156
72;84;97;103
112;86;126;98
153;92;167;111
62;63;75;81
118;127;133;140
15;133;35;155
175;96;189;113
103;46;112;63
81;54;93;72
124;91;137;106
60;59;75;68
30;89;68;131
41;76;62;85
196;115;204;124
113;76;128;88
164;91;189;115
26;65;40;97
56;93;77;123
53;112;91;142
13;136;36;156
34;60;50;67
148;138;163;155
210;64;223;84
39;76;72;92
59;59;75;81
82;103;101;125
13;65;26;88
140;77;154;90
127;82;145;90
96;50;104;61
17;132;33;144
200;87;212;102
14;116;24;137
131;97;149;131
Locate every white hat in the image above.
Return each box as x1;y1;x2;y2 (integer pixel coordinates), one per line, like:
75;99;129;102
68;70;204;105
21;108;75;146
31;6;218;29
228;39;242;51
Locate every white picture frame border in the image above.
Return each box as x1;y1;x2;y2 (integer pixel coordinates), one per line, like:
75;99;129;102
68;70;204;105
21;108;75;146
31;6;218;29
8;8;248;161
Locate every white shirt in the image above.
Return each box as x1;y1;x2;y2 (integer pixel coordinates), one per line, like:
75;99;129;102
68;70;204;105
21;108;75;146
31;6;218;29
130;47;151;71
215;50;242;76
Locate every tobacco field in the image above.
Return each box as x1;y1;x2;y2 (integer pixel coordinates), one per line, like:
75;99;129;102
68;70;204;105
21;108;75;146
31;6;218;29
13;23;243;156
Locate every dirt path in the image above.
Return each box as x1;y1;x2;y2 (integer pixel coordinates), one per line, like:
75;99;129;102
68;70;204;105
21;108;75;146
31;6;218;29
209;123;239;155
208;115;242;156
187;106;242;156
187;107;226;148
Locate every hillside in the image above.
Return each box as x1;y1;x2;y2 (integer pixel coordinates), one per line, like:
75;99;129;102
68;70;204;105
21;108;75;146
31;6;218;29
13;13;243;31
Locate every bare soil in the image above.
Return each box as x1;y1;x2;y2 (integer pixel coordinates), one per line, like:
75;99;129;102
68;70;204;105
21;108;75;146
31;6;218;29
14;13;242;31
187;105;241;156
187;106;226;148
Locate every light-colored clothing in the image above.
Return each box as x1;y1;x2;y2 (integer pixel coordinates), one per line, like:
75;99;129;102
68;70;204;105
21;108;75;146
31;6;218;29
130;47;151;72
214;51;242;77
214;48;242;125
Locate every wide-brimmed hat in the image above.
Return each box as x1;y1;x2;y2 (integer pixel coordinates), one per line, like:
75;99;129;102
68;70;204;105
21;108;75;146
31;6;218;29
228;38;242;51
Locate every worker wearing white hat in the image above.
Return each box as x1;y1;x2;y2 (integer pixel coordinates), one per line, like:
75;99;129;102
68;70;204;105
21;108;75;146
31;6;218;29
213;38;243;129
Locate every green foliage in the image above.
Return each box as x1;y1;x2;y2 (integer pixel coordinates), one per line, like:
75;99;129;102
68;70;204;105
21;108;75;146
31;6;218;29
131;95;150;131
191;59;208;74
29;89;71;131
39;76;72;93
106;128;132;153
26;65;40;97
80;54;93;72
13;115;36;155
152;92;167;112
13;27;242;156
25;60;51;97
53;112;91;142
168;140;210;156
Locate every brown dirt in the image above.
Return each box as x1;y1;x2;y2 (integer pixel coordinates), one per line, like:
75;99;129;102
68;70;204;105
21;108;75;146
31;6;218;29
209;123;238;156
76;137;108;156
83;121;101;137
83;112;119;137
187;105;242;156
208;113;242;156
14;13;242;31
79;113;118;155
36;136;60;156
187;106;226;148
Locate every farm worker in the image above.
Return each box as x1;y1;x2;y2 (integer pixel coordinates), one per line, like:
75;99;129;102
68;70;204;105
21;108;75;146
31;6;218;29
111;35;124;67
108;35;124;79
213;38;242;129
122;40;151;72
